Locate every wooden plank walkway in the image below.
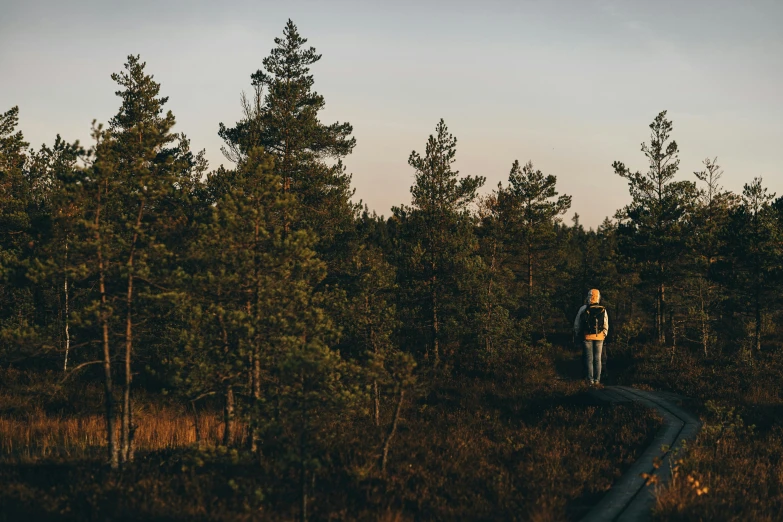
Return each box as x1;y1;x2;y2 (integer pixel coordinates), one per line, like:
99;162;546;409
580;386;701;522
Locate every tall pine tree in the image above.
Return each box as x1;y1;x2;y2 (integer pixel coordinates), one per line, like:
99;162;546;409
718;178;780;354
219;19;358;257
496;160;571;335
392;119;484;365
613;110;697;345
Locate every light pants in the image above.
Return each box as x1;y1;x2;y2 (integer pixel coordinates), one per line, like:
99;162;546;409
583;340;604;383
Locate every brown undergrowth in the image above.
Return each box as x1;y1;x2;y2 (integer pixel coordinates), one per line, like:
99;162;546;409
612;343;783;521
0;347;662;521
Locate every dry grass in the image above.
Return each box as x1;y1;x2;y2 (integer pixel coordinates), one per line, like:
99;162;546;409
653;425;783;521
0;407;246;461
0;367;246;461
618;344;783;521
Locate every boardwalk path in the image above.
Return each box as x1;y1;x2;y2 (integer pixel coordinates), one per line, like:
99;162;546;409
580;386;701;522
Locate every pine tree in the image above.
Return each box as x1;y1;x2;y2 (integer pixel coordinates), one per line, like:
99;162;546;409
496;160;571;334
164;149;286;448
717;178;780;354
25;136;85;371
392;119;485;365
218;19;358;255
613;110;698;345
471;193;528;357
0;106;34;357
58;121;122;468
62;56;197;466
683;158;737;355
0;110;80;366
227;150;349;519
106;55;176;463
167;147;354;517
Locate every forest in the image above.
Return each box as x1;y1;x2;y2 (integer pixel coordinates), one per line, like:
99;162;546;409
1;19;782;522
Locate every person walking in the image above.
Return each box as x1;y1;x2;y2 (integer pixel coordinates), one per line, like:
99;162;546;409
574;289;609;385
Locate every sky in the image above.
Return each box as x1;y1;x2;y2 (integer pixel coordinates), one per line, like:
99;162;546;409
2;0;782;228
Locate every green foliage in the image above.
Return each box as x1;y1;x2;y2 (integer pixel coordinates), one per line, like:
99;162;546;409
614;110;698;345
218;19;358;251
392;119;485;365
468;193;530;360
0;106;34;355
714;178;781;352
496;159;571;336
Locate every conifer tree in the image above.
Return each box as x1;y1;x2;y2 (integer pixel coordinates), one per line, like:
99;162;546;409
613;111;697;345
0;107;33;356
107;55;176;463
226;150;349;518
59;122;122;468
683;158;737;355
26;136;85;370
341;241;416;424
0;110;77;365
559;216;602;324
392;119;484;365
167;147;354;517
496;160;571;333
472;193;528;357
718;178;780;353
219;19;358;254
170;170;261;446
65;56;196;466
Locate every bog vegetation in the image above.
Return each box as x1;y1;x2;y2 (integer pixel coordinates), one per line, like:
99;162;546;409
1;19;782;521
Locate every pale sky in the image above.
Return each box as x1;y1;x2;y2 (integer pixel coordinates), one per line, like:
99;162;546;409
2;0;782;228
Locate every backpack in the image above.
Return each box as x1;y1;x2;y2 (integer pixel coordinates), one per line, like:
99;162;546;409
580;304;606;336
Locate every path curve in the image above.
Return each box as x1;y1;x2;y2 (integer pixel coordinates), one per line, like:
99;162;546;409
580;386;701;522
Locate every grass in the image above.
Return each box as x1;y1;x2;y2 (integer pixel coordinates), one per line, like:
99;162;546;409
0;408;246;461
0;367;246;461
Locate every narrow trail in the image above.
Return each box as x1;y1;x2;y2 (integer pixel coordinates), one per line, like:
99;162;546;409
580;386;701;522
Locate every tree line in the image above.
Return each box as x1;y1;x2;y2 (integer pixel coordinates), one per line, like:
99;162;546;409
1;18;781;513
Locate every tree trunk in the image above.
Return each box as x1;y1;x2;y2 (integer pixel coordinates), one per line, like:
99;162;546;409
251;345;261;454
95;185;118;469
250;221;262;455
699;278;709;357
63;241;70;371
300;372;308;522
191;400;202;448
248;348;255;451
223;384;234;446
527;250;533;303
755;280;762;352
121;271;134;464
432;278;439;366
373;380;380;427
670;310;677;363
99;261;117;469
661;282;666;345
219;314;233;447
485;241;497;353
381;385;405;474
656;281;667;345
121;201;144;465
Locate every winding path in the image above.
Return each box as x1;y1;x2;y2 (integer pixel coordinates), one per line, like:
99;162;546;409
580;386;701;522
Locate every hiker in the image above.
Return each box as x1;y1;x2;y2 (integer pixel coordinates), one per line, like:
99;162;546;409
574;288;609;385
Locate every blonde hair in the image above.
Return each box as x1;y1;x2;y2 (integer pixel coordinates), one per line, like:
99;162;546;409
586;289;601;305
